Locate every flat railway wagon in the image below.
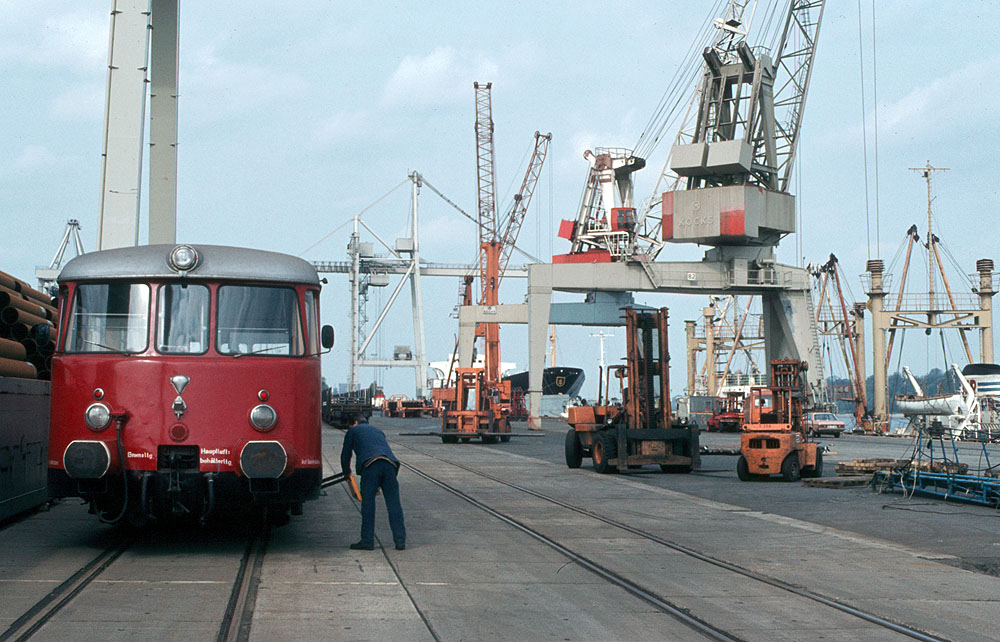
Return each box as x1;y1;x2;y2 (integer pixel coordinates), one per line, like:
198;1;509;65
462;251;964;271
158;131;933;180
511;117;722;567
47;244;334;525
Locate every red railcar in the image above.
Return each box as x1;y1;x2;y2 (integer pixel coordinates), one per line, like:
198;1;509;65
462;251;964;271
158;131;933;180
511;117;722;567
47;244;333;525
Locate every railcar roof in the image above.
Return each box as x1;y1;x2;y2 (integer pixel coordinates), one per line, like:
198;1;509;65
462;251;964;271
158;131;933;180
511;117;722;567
59;244;319;285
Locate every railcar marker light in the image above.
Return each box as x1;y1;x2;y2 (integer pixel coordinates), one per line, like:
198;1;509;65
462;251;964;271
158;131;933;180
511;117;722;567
258;389;269;402
93;388;104;400
250;404;277;430
168;245;200;272
85;403;112;430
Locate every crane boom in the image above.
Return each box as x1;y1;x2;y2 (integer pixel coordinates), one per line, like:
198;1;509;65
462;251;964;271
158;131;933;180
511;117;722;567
474;81;498;306
497;132;552;287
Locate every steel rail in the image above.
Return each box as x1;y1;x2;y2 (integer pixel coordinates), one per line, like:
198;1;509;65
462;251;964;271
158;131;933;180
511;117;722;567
217;526;269;642
320;452;443;642
0;540;133;642
399;460;741;642
398;443;948;642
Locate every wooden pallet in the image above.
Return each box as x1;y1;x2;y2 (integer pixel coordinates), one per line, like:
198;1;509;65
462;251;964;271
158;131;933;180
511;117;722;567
834;458;897;476
803;475;872;488
834;458;969;476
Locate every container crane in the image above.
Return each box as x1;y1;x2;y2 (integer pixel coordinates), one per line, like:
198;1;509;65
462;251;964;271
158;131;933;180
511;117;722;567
437;82;551;443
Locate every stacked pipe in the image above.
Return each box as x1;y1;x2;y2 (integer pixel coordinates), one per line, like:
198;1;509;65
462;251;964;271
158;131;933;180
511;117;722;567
0;270;58;380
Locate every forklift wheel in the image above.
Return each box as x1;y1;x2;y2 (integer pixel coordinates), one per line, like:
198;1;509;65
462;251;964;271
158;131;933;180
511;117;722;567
736;455;751;481
482;435;498;444
803;450;823;478
564;429;583;468
499;435;511;443
592;431;617;474
441;435;458;444
781;453;801;482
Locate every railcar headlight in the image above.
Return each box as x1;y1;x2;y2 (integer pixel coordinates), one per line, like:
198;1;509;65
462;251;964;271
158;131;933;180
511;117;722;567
168;244;200;272
85;403;111;430
249;404;277;430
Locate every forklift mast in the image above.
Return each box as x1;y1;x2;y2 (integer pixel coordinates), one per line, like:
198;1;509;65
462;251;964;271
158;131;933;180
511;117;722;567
768;359;806;433
623;308;671;431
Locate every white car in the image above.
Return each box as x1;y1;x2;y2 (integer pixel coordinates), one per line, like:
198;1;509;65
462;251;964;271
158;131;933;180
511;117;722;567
804;412;846;438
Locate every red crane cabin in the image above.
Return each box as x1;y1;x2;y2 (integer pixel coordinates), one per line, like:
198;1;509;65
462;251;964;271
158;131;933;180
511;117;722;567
48;244;332;524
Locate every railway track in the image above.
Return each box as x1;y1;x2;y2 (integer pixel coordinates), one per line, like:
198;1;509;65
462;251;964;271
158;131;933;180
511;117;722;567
395;441;949;642
0;538;133;642
321;452;443;642
217;525;269;642
0;521;269;642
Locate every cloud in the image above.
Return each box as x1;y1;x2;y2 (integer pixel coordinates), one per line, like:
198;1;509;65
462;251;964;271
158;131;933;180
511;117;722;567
184;42;307;123
830;54;1000;145
314;110;371;146
0;9;108;73
381;46;499;107
13;145;58;171
50;82;105;121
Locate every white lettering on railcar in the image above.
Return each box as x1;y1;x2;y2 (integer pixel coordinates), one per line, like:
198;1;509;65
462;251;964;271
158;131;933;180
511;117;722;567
200;447;231;456
127;451;153;460
300;458;321;466
200;457;233;467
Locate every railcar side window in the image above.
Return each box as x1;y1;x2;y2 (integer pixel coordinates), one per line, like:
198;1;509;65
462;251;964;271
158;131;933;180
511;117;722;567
64;283;150;353
156;284;210;354
304;290;319;354
217;286;304;356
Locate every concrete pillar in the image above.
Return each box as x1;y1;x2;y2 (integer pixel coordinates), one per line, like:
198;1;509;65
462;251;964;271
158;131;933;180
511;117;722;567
98;0;152;250
978;259;995;364
866;260;888;421
148;0;179;245
685;320;698;395
703;306;716;396
527;265;552;429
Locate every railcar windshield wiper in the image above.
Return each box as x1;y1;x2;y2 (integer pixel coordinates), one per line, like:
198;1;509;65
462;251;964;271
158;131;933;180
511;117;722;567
232;345;286;358
81;339;134;356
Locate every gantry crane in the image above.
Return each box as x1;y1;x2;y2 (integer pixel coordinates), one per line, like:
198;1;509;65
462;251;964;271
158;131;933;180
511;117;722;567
437;82;551;443
556;0;826;263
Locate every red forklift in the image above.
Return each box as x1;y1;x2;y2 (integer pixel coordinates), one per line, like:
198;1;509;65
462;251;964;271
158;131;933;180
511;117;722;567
565;307;700;473
737;359;822;481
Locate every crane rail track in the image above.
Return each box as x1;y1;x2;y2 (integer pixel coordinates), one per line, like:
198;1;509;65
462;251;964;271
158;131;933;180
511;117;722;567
0;539;133;642
396;442;949;642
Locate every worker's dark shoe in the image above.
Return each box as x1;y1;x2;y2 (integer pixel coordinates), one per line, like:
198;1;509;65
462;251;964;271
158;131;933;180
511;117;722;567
395;542;406;550
350;541;375;550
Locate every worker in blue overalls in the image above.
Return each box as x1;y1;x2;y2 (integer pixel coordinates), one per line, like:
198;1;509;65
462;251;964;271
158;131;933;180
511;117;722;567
340;413;406;551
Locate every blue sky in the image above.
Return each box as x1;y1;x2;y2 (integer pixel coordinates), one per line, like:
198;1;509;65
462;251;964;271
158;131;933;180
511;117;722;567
2;1;998;398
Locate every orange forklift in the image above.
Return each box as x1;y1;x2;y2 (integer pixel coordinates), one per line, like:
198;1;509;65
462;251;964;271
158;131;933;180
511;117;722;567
436;367;512;444
737;359;822;481
565;307;700;474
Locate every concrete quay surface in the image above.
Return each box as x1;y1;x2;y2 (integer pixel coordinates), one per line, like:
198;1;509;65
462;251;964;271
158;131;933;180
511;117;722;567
1;416;998;641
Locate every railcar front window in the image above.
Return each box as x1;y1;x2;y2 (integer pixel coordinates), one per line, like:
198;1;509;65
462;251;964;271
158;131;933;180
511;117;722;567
217;286;304;356
64;283;150;353
157;284;210;354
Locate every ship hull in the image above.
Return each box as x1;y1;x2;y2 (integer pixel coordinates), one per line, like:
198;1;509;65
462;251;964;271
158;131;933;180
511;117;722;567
503;367;585;397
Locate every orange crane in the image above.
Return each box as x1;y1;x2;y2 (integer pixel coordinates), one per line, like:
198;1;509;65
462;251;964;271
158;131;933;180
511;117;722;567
437;82;551;443
814;254;871;431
